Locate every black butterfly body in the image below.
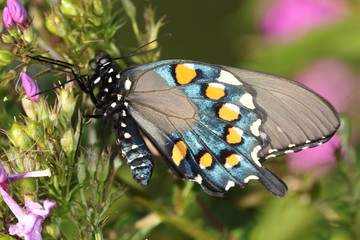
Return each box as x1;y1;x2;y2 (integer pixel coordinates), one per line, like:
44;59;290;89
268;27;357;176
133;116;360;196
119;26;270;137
80;53;339;197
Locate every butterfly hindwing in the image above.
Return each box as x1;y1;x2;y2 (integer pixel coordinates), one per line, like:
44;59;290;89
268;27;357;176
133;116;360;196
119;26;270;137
125;60;294;196
219;66;340;160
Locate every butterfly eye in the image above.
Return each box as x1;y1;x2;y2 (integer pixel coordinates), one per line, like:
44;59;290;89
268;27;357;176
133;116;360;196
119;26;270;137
99;56;110;65
88;59;98;71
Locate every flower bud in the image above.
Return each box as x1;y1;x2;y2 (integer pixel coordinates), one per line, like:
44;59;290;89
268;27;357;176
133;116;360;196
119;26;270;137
58;89;75;118
9;122;32;150
21;97;37;120
25;121;46;150
96;150;110;183
121;0;136;19
0;50;14;66
88;151;98;179
2;7;15;29
22;27;36;44
6;0;29;29
45;13;67;37
60;0;79;16
60;129;75;157
92;0;103;15
1;33;14;43
77;156;86;184
21;72;40;103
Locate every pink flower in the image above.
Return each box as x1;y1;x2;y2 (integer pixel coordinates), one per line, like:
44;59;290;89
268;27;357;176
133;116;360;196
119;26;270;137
0;163;54;240
288;59;357;173
259;0;348;42
2;0;29;29
2;7;15;29
0;163;9;191
21;72;40;103
0;188;55;240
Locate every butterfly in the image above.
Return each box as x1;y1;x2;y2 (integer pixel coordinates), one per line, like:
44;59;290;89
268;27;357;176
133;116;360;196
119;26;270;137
32;53;340;197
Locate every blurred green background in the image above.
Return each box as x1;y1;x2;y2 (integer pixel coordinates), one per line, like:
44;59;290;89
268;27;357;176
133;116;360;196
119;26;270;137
1;0;360;239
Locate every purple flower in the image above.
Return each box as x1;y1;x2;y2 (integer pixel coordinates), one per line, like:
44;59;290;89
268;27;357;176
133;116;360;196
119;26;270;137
259;0;348;42
288;59;357;173
0;163;54;239
21;72;40;103
6;0;29;29
0;188;55;240
0;163;9;191
2;7;15;29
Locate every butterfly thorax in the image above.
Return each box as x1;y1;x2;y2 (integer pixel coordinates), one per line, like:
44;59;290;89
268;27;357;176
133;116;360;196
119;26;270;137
88;53;134;117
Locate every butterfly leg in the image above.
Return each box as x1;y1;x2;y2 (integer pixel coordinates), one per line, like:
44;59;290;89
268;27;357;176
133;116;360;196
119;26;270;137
113;111;154;186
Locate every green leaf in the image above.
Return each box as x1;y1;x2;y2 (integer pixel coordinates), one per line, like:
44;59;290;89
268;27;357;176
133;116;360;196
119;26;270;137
59;216;82;240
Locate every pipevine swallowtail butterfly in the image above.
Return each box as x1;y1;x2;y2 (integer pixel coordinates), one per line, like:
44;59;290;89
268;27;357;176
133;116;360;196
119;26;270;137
31;53;340;197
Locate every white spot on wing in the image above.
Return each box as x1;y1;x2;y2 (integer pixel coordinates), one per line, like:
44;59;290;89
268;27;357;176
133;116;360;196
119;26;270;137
268;148;278;154
225;180;235;191
239;93;255;109
224;103;240;114
124;133;131;139
251;145;262;167
209;82;225;89
284;150;294;154
116;73;121;79
121;122;126;128
244;175;259;183
265;154;276;160
108;77;112;83
184;63;195;69
108;68;114;73
193;174;203;184
288;144;296;148
250;119;262;137
111;102;116;108
125;79;132;90
94;77;101;84
217;70;242;85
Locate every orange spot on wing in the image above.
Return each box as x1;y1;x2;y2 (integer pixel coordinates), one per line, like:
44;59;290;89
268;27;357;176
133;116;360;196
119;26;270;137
199;152;213;168
175;64;197;85
226;127;243;144
225;154;241;168
218;104;240;121
205;84;225;100
172;141;187;166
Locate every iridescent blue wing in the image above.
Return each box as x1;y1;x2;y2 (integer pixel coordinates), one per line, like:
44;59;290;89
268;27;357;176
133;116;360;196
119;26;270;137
123;60;339;197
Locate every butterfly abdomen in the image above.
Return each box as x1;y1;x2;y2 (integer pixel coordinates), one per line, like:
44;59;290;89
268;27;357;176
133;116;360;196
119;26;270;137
113;111;153;186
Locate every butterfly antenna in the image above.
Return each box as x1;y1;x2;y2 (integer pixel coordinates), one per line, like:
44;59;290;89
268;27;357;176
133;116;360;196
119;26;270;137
30;75;86;98
113;33;172;61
